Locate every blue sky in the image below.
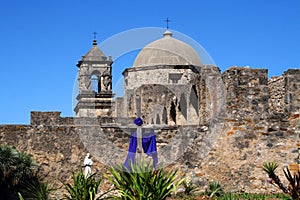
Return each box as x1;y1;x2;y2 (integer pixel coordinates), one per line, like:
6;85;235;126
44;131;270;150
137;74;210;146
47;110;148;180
0;0;299;124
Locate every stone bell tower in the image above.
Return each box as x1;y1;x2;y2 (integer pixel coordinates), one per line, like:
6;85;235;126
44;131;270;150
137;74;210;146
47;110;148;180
74;38;114;117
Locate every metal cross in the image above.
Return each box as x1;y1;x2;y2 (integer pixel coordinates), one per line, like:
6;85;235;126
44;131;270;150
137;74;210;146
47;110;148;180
93;32;97;40
164;18;171;29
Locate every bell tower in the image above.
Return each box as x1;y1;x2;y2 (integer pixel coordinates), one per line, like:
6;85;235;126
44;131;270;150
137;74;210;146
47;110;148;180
74;38;114;117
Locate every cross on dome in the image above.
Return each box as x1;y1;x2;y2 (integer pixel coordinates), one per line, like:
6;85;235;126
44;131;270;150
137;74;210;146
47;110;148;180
164;18;171;29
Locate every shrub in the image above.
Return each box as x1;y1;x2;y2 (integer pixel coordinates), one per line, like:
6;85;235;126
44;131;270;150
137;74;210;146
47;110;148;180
263;161;288;193
283;166;300;200
182;175;200;196
219;192;291;200
18;176;53;200
106;161;184;200
63;169;102;200
205;181;224;198
263;161;300;199
0;145;38;200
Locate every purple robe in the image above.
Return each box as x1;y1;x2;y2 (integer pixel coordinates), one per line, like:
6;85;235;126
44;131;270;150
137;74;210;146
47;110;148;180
124;130;158;169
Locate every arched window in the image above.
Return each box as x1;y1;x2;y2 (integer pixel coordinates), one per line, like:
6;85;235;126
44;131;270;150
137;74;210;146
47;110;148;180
91;75;99;93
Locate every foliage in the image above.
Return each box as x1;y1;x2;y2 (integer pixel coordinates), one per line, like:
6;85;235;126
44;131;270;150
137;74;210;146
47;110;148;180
0;145;38;200
106;161;184;200
205;181;224;198
170;191;292;199
182;175;200;196
63;169;102;200
283;166;300;200
217;192;291;200
18;192;24;200
263;161;300;199
263;161;279;176
18;176;53;200
263;161;288;193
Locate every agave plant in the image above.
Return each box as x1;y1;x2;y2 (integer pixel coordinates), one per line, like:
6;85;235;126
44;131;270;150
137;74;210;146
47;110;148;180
262;162;288;193
106;161;184;200
283;166;300;199
205;181;224;198
63;169;102;200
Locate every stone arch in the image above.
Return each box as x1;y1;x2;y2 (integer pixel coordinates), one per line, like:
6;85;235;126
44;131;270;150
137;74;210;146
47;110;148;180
91;70;101;93
131;84;176;125
91;75;99;92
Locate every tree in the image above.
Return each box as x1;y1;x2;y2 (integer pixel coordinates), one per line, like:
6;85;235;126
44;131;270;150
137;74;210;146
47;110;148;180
0;145;37;200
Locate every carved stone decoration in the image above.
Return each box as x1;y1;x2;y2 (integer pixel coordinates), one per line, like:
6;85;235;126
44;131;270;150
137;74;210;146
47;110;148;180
102;68;112;91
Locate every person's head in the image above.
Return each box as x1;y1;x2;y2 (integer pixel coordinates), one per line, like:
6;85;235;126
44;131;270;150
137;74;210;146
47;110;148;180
134;117;143;126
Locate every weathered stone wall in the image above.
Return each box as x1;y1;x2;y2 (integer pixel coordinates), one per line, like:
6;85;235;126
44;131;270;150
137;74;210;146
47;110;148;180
0;124;86;183
284;69;300;113
1;67;300;194
123;65;195;90
190;65;225;125
198;112;300;193
267;69;300;115
0;114;197;184
1;110;299;193
268;76;285;113
222;67;269;120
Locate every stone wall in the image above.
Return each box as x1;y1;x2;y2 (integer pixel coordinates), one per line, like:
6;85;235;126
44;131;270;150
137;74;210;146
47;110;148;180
267;69;300;115
268;76;285;113
222;67;269;120
1;67;300;194
284;69;300;113
198;112;300;193
0;123;85;182
1;110;299;193
123;65;195;90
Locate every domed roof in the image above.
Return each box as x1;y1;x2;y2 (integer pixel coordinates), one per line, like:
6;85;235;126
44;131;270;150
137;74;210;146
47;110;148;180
133;30;202;67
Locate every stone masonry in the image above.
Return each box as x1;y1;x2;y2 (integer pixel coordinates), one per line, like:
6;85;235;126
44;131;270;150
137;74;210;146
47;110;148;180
0;67;299;194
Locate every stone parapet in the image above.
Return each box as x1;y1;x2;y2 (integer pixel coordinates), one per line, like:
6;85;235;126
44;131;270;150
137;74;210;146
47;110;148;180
284;69;300;113
30;111;62;126
268;76;285;113
222;67;269;120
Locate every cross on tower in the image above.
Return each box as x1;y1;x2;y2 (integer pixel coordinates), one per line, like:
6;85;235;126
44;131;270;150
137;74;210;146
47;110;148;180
164;18;171;29
93;32;98;40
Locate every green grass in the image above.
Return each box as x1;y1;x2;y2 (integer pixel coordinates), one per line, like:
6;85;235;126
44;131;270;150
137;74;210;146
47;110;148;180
172;192;291;200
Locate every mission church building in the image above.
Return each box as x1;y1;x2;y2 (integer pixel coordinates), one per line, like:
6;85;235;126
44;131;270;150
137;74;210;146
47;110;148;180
75;29;226;126
1;28;299;193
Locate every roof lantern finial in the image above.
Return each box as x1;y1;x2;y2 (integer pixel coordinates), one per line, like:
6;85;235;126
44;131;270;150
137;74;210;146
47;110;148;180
164;17;171;30
93;32;97;45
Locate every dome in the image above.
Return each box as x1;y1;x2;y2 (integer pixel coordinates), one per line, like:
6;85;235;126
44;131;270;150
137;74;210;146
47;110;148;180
133;30;202;67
